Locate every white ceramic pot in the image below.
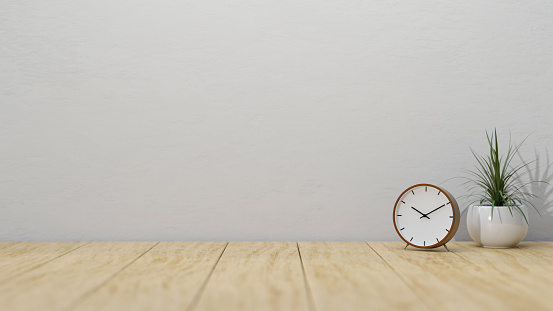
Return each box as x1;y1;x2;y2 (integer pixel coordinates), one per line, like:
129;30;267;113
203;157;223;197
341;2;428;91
467;205;528;248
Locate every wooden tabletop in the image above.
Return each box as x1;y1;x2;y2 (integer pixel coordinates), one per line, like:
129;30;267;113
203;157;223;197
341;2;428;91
0;241;552;311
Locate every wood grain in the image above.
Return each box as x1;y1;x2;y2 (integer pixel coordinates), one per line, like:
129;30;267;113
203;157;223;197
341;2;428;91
0;242;19;251
368;242;550;311
531;241;553;259
0;241;552;311
192;242;309;311
452;241;553;308
497;242;553;261
454;241;553;270
0;241;87;285
0;242;156;311
299;242;428;311
73;242;227;311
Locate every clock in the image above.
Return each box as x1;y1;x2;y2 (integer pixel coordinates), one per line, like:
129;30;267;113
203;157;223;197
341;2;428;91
393;184;460;249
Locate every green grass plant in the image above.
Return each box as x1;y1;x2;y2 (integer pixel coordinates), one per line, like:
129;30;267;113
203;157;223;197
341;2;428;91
460;129;543;224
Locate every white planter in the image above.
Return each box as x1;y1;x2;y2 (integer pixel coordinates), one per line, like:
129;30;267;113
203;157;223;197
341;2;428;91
467;205;528;248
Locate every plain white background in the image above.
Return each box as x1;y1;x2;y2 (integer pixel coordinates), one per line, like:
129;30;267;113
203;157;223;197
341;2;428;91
1;0;553;241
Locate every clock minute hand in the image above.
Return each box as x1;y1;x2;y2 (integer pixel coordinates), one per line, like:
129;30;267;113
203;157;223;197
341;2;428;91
420;204;446;219
411;206;431;219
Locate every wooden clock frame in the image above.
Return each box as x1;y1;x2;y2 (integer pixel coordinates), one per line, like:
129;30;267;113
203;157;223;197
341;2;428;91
393;183;460;250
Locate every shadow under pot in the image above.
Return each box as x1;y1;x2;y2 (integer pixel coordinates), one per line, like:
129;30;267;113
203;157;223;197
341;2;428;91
467;205;528;248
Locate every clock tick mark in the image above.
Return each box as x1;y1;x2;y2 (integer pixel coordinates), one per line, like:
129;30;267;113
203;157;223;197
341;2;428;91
425;187;427;192
397;215;402;216
400;227;405;231
446;202;450;205
449;216;453;218
437;191;441;195
446;229;449;232
401;200;406;204
410;237;413;242
412;190;415;195
436;238;440;243
423;241;426;246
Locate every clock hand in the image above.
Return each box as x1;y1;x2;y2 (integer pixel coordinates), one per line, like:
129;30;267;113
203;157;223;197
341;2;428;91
420;204;446;219
411;206;430;219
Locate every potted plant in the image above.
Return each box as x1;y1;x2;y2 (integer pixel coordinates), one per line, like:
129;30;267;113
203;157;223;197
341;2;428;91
461;130;542;248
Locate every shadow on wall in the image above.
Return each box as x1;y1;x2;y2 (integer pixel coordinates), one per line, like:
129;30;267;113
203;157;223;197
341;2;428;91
524;149;553;241
454;148;553;241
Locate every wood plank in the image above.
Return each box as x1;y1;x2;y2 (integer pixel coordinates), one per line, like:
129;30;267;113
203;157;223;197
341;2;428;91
0;242;19;251
454;241;553;268
0;242;87;285
368;241;550;311
529;241;553;259
452;242;553;300
489;242;553;261
299;242;429;311
192;242;309;311
0;242;156;311
536;241;553;249
73;242;227;311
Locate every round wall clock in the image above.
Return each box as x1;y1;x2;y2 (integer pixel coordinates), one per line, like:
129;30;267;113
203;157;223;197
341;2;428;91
393;184;460;249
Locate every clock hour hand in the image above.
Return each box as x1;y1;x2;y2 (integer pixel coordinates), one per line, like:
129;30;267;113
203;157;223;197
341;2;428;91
420;204;446;218
411;206;430;219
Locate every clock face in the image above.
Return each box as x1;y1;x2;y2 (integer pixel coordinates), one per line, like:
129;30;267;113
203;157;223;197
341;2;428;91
393;184;459;248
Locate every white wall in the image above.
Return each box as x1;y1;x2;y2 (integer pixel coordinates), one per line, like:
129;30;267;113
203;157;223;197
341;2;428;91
2;0;553;241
